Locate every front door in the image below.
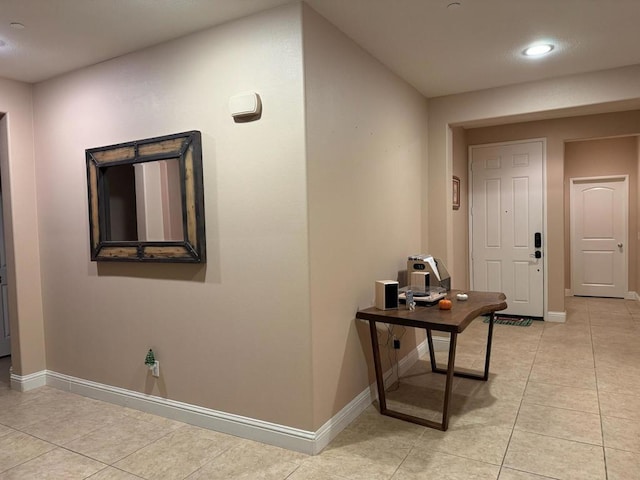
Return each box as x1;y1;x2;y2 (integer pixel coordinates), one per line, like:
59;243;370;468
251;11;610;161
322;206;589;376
570;176;627;298
470;140;544;317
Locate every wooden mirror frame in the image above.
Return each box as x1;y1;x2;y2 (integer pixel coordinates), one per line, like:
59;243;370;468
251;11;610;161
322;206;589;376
86;131;206;263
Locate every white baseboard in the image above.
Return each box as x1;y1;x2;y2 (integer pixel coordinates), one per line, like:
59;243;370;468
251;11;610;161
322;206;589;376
431;335;450;352
376;336;449;390
10;337;442;456
313;384;371;454
382;338;426;387
319;335;446;453
8;336;437;456
46;371;318;454
545;311;566;323
10;370;47;392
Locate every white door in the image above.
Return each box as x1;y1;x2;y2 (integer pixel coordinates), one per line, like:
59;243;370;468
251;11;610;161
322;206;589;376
470;140;544;317
0;190;9;357
571;177;627;298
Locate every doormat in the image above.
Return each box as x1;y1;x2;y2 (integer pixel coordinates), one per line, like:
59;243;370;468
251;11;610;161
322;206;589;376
483;315;533;327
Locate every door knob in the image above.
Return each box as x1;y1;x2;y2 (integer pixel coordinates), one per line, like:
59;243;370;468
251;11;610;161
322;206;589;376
618;242;623;248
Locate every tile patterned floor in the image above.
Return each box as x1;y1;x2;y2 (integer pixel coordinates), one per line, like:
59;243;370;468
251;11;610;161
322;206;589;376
0;296;639;479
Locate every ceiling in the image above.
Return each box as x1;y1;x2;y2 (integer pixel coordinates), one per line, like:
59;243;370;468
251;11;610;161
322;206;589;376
1;0;640;98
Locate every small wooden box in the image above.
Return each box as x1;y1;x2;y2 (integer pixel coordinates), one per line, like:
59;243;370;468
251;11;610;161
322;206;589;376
375;280;399;310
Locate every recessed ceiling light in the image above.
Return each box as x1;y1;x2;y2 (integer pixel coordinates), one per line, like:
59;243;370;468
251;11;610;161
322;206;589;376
523;44;554;57
9;22;25;29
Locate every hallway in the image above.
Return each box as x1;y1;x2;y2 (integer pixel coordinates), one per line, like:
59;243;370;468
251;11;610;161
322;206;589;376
0;296;638;479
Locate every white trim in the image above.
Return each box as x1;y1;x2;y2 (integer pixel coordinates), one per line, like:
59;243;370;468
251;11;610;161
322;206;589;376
379;337;449;388
625;291;639;301
47;371;319;454
565;289;573;297
545;311;566;323
10;370;47;392
384;338;426;386
318;332;448;452
430;335;450;352
313;337;440;453
313;385;371;454
10;336;439;455
541;139;549;320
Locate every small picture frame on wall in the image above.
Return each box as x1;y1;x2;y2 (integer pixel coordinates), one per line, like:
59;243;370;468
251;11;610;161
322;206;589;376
452;176;460;210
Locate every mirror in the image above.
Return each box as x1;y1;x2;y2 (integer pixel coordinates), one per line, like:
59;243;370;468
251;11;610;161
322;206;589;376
86;131;206;262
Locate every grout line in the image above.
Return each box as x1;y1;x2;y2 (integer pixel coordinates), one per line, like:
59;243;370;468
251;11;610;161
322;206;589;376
588;305;609;480
499;465;561;479
387;441;415;479
500;315;545;472
510;425;605;448
518;398;600;415
0;434;57;475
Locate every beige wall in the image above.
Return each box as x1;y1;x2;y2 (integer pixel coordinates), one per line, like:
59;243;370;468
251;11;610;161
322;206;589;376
564;136;638;293
429;67;640;315
302;5;428;428
15;0;640;436
451;127;469;290
0;78;46;376
460;110;640;308
33;4;314;429
30;1;429;433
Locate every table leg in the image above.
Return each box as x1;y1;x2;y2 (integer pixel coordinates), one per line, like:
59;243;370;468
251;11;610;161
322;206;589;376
368;320;451;430
368;320;387;413
430;316;494;382
482;312;495;380
441;332;458;430
426;328;437;372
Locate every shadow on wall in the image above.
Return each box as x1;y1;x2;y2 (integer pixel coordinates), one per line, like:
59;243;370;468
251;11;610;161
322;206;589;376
351;268;418;394
345;272;422;412
143;363;169;398
354;313;421;386
96;262;207;282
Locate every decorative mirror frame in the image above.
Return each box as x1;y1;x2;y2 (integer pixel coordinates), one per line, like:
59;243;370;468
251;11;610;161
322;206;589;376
452;175;460;211
86;131;206;263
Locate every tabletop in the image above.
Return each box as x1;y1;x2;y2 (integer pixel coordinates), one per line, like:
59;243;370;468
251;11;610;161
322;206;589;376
356;290;507;333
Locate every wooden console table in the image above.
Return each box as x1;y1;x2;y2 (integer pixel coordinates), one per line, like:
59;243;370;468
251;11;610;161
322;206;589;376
356;290;507;431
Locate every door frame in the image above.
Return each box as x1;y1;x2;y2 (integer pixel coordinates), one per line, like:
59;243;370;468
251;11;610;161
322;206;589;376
0;117;11;360
569;174;629;298
468;138;548;319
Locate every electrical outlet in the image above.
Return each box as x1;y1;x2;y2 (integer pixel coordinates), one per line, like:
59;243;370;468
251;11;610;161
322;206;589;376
151;361;160;377
393;339;400;349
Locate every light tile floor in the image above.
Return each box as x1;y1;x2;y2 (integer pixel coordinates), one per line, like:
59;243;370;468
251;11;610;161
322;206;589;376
1;296;639;479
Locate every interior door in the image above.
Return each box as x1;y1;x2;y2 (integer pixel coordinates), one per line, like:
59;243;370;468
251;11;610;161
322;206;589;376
470;140;544;317
0;189;9;357
571;177;627;298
